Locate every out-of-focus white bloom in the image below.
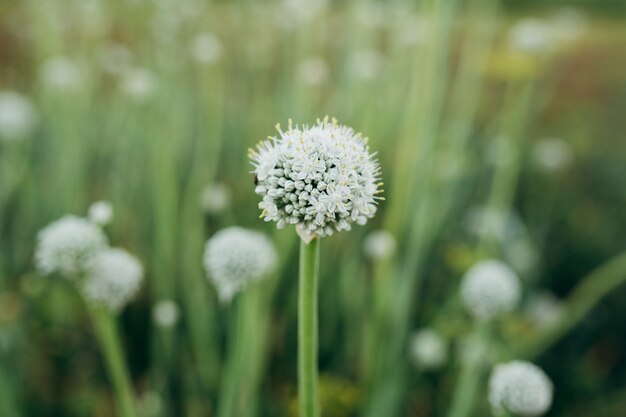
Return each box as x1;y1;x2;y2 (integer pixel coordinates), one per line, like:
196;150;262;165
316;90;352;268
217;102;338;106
297;57;329;86
354;3;387;30
152;299;181;328
39;56;84;92
348;50;385;80
532;138;573;172
139;390;163;417
250;118;382;239
280;0;327;27
363;230;396;261
507;18;552;54
409;329;447;370
460;260;521;321
99;43;133;75
82;248;143;312
120;67;158;102
489;361;553;416
88;201;114;226
396;15;428;46
526;292;563;328
203;227;277;302
0;92;37;142
189;33;223;65
199;183;232;214
550;7;587;46
35;216;108;277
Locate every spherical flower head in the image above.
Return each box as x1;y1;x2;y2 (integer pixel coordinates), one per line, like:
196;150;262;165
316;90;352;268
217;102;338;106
250;117;382;240
88;200;114;226
35;215;108;277
460;259;521;321
82;248;144;313
152;299;181;328
0;91;38;142
489;360;553;416
409;329;447;370
363;229;396;261
39;56;85;92
203;227;277;303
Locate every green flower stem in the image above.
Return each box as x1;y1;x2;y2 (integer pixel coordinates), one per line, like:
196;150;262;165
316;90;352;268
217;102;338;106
299;238;320;417
519;251;626;360
88;307;139;417
447;323;491;417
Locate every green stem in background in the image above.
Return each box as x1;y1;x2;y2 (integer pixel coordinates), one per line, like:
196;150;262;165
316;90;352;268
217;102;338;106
299;238;320;417
447;323;491;417
519;251;626;360
88;307;139;417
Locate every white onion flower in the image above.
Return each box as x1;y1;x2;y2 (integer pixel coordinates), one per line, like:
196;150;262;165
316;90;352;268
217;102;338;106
35;215;108;277
489;360;554;416
189;33;223;65
250;118;382;240
82;248;143;312
409;329;447;370
152;299;181;328
297;57;329;86
39;56;84;92
460;260;521;321
507;18;552;54
203;227;277;302
199;183;232;214
88;200;114;226
532;138;573;172
120;67;158;102
0;91;37;142
363;229;396;261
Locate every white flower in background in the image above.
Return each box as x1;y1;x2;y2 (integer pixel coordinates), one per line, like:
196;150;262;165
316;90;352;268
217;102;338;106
297;57;329;86
460;260;521;321
526;292;563;328
507;18;553;54
39;56;84;92
348;50;385;81
250;118;382;239
82;248;143;312
489;361;553;416
363;230;396;261
120;67;158;102
550;7;587;46
0;92;37;142
35;216;108;277
532;138;573;172
199;183;232;215
99;43;133;75
409;329;447;370
189;32;223;65
88;200;114;226
203;227;277;302
354;3;387;30
152;299;181;328
396;15;428;46
280;0;327;27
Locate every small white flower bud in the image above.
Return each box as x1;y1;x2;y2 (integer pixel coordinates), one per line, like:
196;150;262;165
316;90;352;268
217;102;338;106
409;329;447;370
152;299;181;328
203;227;277;303
363;230;396;261
489;360;553;416
88;201;114;226
460;260;521;321
0;91;37;142
199;183;232;214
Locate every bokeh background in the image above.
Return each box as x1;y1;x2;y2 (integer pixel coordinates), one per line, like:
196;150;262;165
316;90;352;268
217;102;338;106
1;0;626;416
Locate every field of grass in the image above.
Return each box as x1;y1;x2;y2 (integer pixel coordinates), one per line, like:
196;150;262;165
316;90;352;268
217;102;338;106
1;1;626;417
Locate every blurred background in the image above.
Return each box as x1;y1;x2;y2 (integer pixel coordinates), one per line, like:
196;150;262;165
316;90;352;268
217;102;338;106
1;0;626;416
